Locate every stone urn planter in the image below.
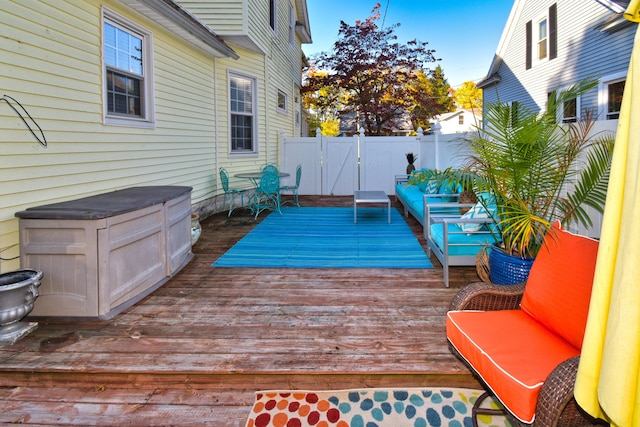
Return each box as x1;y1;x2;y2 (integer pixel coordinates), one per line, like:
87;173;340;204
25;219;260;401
191;213;202;245
0;269;43;344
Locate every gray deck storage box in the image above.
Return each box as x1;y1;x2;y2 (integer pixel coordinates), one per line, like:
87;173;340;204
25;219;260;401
16;186;193;319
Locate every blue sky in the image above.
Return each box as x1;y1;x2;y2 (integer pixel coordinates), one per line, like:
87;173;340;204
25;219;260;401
303;0;514;88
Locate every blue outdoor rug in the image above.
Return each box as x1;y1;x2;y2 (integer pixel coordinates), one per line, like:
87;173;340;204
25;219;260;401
212;207;433;269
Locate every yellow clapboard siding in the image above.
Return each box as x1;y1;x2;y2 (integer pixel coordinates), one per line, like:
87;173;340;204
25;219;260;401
176;0;247;34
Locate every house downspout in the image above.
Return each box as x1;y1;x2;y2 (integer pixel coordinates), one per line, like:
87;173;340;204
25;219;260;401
264;52;271;165
214;56;219;197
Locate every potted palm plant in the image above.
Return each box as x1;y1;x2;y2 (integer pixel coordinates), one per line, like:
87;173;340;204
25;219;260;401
457;78;615;284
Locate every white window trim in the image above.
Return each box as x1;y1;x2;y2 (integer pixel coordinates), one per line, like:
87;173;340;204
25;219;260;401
228;70;258;157
277;89;288;114
561;97;580;123
289;2;295;48
599;71;626;120
532;11;549;67
554;85;581;123
102;7;155;128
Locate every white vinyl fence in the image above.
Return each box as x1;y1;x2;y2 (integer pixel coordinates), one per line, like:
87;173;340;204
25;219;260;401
279;128;473;196
278;120;618;239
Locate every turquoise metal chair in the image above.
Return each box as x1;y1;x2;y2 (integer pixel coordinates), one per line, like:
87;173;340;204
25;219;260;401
219;167;248;217
250;171;282;219
280;164;302;207
262;164;279;174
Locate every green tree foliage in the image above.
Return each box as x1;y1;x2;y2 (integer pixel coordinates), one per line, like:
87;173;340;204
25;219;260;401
406;66;454;131
302;67;343;128
454;81;482;109
302;3;439;135
430;65;455;112
308;116;341;137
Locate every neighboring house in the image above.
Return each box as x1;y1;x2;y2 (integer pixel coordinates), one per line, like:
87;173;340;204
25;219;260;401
432;109;482;134
0;0;311;272
477;0;635;237
478;0;634;128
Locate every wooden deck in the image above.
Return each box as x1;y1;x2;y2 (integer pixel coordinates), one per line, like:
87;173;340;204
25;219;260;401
0;196;481;426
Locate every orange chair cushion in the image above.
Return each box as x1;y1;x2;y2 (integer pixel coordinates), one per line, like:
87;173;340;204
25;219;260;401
520;221;599;350
446;310;580;424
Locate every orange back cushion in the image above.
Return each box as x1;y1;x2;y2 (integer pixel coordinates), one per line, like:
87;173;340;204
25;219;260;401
520;221;599;350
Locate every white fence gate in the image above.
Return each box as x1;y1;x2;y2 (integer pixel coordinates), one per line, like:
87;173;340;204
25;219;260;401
279;128;472;196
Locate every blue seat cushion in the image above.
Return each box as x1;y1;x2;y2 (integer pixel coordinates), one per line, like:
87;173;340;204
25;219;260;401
430;223;496;256
396;184;426;220
397;184;460;221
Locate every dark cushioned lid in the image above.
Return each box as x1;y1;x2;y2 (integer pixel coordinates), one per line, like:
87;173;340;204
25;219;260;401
15;186;192;220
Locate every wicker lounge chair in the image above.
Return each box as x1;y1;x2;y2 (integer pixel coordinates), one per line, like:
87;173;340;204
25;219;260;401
446;222;606;426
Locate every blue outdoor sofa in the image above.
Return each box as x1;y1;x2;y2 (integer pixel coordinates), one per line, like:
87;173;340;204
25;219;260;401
394;171;460;228
395;170;499;287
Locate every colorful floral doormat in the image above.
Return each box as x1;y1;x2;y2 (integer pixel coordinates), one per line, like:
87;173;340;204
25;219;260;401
245;388;516;427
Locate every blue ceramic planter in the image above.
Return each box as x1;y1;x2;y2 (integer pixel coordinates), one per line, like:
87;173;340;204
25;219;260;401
488;245;535;285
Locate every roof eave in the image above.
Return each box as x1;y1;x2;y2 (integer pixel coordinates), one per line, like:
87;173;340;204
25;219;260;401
477;73;501;89
119;0;239;59
295;0;312;43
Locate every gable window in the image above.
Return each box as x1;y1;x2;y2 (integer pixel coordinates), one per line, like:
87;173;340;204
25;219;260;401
229;72;257;153
277;89;288;113
526;3;557;69
269;0;277;33
537;17;548;60
102;9;154;127
458;115;464;125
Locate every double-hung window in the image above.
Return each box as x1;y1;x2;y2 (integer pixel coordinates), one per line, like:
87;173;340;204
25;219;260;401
229;73;257;153
537;17;548;61
102;9;154;127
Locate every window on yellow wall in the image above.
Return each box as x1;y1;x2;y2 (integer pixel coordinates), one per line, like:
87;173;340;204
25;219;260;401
277;89;288;114
102;8;154;127
230;73;257;153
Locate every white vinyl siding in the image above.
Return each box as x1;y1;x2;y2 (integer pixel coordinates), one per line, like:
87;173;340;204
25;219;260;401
484;0;633;119
175;0;247;35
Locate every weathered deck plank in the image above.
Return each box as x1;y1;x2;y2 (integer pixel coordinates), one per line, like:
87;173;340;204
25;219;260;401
0;196;481;426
